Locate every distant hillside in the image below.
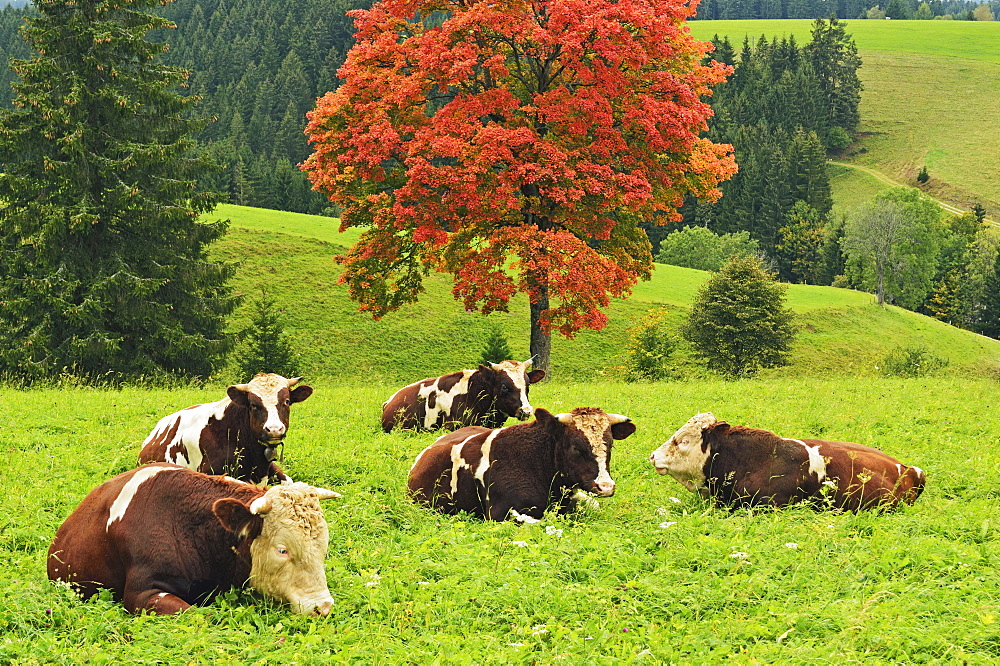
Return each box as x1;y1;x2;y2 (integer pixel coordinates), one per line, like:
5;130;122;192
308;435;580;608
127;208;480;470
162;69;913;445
206;204;1000;382
689;20;1000;217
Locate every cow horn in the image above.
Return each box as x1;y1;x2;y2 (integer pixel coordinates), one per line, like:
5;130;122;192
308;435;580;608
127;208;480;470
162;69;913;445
286;376;303;387
231;383;250;392
311;487;342;500
606;413;631;425
489;362;502;371
523;356;535;367
555;412;574;425
249;495;273;515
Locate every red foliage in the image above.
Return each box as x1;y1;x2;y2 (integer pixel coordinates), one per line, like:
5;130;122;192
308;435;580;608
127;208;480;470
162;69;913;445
303;0;736;336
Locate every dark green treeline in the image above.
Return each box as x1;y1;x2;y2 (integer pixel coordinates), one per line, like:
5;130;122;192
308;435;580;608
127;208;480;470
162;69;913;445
0;0;370;215
671;18;861;285
694;0;999;19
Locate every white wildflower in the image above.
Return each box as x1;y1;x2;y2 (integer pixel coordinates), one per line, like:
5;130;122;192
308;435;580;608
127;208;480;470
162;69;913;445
531;624;548;636
364;574;382;587
669;497;682;504
512;540;530;547
729;551;749;559
545;526;563;537
655;507;668;516
785;542;798;549
659;521;678;529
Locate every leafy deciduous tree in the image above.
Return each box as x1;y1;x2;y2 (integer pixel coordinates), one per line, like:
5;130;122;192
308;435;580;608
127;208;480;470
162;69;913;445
682;254;797;378
0;0;236;381
842;188;942;308
303;0;737;373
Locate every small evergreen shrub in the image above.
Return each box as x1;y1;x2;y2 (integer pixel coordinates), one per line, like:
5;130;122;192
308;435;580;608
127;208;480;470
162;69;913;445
682;255;797;378
625;309;676;382
879;345;949;377
916;166;929;184
480;327;513;365
235;292;297;380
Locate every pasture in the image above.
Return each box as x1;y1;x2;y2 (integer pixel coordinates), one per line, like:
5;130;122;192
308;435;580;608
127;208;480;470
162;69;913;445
2;377;1000;662
688;20;1000;214
201;205;1000;384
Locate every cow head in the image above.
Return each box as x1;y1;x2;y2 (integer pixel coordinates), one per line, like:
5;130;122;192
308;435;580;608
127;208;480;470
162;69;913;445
539;407;635;497
228;374;313;456
649;412;721;494
483;359;546;420
212;482;340;615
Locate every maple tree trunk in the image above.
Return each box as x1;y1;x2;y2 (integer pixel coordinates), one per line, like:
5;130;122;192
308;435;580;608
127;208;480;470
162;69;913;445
529;283;551;378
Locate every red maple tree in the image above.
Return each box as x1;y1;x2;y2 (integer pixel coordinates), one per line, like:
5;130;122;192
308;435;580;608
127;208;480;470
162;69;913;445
303;0;736;373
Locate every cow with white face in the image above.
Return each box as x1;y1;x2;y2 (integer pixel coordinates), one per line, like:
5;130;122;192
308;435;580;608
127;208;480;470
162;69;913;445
381;359;545;432
138;373;313;484
650;412;926;511
48;464;340;615
408;407;635;522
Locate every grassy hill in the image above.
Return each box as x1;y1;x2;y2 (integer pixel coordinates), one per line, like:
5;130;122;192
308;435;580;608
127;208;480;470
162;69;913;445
687;20;1000;218
204;204;1000;383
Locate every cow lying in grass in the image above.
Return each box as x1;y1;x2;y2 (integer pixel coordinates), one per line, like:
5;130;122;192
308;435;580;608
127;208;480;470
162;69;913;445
408;407;635;522
382;359;545;432
138;373;313;484
650;413;925;511
48;464;340;615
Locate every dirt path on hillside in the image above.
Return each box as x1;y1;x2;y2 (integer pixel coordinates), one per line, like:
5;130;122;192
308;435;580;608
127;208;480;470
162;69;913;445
830;160;997;227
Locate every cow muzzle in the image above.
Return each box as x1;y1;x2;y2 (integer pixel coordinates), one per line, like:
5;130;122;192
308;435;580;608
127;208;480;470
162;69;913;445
592;479;616;497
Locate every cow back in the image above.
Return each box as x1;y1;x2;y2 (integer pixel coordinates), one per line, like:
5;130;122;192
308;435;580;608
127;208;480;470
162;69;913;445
48;464;263;608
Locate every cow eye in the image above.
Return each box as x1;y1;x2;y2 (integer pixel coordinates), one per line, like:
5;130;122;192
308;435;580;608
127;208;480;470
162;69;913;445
283;399;291;406
276;546;289;557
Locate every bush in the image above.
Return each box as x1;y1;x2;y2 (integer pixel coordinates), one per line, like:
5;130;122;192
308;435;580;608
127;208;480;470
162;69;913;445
682;255;797;378
234;292;297;381
916;166;929;183
879;345;949;377
480;327;513;365
656;226;760;272
625;309;675;381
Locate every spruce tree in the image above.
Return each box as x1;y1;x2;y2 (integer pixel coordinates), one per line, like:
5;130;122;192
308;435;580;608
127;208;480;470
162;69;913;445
682;255;797;378
979;252;1000;340
0;0;236;381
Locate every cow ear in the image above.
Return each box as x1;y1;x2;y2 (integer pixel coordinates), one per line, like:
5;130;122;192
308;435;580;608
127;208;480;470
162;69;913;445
532;408;554;425
227;385;250;406
527;369;546;384
212;498;261;538
709;422;730;436
290;384;313;403
610;421;637;440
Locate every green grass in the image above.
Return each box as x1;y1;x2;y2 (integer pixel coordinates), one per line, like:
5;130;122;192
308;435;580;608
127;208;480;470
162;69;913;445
688;20;1000;212
3;378;1000;662
204;204;1000;383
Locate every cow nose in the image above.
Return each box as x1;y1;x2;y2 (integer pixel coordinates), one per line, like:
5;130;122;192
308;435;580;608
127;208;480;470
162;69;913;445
595;480;616;497
312;600;333;617
264;424;286;438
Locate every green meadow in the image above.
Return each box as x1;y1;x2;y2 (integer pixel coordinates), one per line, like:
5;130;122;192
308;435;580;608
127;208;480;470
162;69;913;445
3;378;1000;663
205;205;1000;382
688;20;1000;215
2;203;1000;662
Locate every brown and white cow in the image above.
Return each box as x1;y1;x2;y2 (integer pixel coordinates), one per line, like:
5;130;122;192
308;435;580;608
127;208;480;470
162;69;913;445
649;413;925;511
138;373;313;484
408;407;635;522
381;359;545;432
47;463;340;615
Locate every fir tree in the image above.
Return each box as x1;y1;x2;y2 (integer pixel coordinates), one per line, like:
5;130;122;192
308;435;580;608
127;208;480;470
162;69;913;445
236;292;297;380
681;255;797;378
0;0;236;381
979;251;1000;339
479;327;514;366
